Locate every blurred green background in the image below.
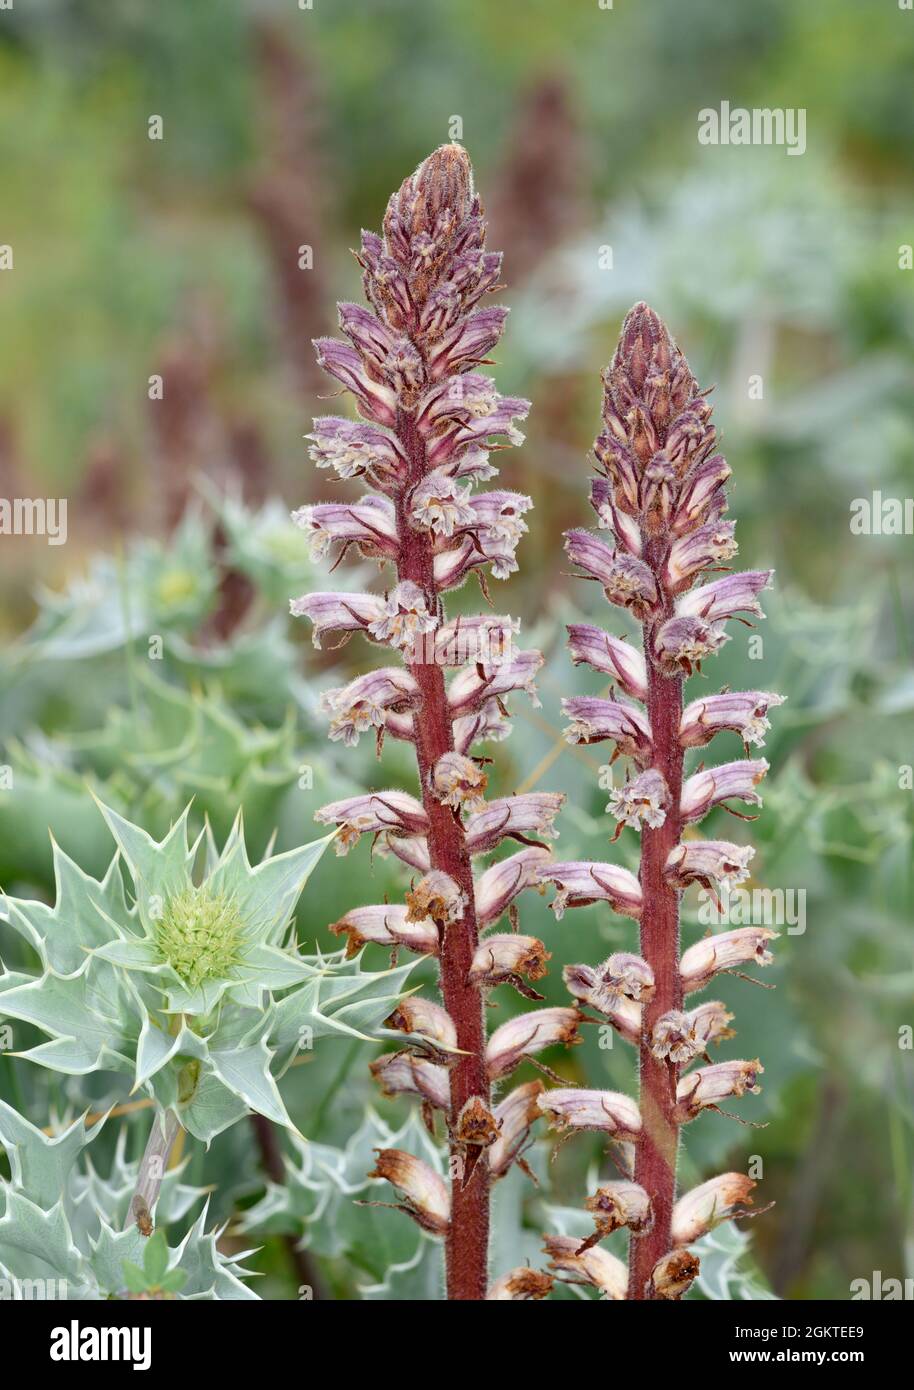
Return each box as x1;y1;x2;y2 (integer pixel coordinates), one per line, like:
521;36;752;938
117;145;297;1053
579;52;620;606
1;0;913;1300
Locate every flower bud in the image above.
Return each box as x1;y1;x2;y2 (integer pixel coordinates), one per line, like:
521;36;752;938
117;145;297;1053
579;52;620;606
537;1088;642;1141
671;454;731;535
312;338;398;425
675;1058;763;1122
486;1007;581;1081
538;860;642;920
487;1268;553;1300
680;926;777;994
671;1173;756;1245
543;1234;627;1300
367;1148;450;1236
607;768;670;831
647;1248;700;1300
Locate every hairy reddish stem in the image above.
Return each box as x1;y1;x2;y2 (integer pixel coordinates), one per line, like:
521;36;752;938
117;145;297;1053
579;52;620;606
628;537;684;1300
395;409;490;1301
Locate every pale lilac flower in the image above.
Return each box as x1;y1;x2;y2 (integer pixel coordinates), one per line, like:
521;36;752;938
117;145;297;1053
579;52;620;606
652;614;729;675
489;1080;545;1179
670;453;731;535
289;590;387;648
328;903;438;957
543;1236;628;1301
448;649;542;715
486;1007;581;1080
562;965;641;1043
452;699;514;754
566;624;648;701
537;1088;642;1141
564;529;658;617
562;695;653;764
367;580;439;651
678;569;774;624
315;790;428;853
680;759;769;823
679;691;786;750
663;518;738;590
607;767;670;830
368;1149;450;1236
474;846;551;926
665;840;756;894
320;667;418;746
431;751;488;814
408;469;476;537
538;860;643;920
464;792;565;854
675;1058;764;1122
680;926;778;994
671;1173;757;1245
312;337;398;425
307;416;409;487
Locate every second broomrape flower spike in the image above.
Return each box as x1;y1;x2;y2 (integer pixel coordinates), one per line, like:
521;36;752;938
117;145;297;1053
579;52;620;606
546;303;781;1300
293;145;545;1301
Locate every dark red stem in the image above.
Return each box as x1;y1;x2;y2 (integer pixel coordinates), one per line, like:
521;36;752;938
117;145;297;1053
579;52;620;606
628;536;684;1300
395;408;490;1301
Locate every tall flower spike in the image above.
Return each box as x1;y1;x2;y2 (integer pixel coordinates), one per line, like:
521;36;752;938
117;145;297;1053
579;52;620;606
293;145;546;1301
553;304;781;1300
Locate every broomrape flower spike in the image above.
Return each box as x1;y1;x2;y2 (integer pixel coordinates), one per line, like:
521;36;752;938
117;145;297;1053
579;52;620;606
540;304;781;1300
293;144;550;1301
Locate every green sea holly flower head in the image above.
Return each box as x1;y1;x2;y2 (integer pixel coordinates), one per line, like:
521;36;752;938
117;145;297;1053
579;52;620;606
0;802;422;1143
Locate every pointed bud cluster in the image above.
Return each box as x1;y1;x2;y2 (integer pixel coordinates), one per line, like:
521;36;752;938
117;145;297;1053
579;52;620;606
552;303;780;1300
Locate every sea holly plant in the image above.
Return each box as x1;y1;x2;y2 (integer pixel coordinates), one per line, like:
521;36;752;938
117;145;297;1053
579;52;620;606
292;144;557;1300
537;303;782;1300
0;802;420;1225
0;1100;257;1300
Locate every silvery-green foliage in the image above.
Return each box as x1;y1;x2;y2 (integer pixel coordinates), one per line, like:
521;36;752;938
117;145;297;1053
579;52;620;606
0;1100;257;1300
0;804;421;1143
236;1107;447;1300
